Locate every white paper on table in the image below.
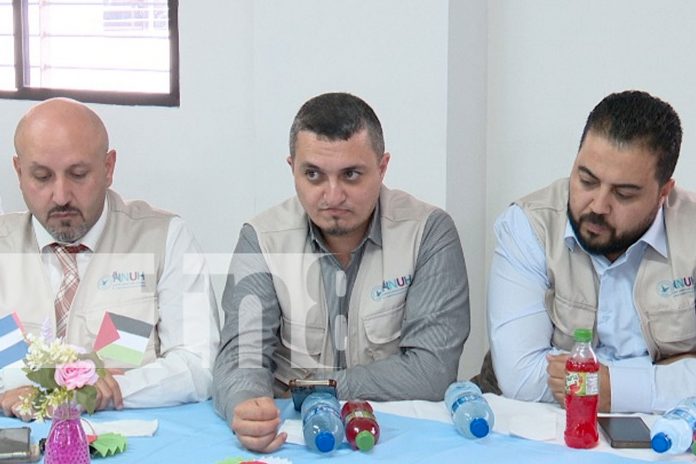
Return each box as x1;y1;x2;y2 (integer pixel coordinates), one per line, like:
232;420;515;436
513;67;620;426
279;419;305;445
80;418;159;437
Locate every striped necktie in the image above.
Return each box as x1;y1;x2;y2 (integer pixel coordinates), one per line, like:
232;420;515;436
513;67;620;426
51;243;88;339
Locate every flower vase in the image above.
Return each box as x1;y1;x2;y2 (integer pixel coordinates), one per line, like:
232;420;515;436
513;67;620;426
44;401;91;464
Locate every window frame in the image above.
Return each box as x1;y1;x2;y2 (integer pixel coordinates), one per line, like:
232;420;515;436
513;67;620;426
0;0;180;107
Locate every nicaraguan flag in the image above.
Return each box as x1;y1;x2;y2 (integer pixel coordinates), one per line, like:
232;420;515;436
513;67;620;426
94;312;153;366
0;313;28;369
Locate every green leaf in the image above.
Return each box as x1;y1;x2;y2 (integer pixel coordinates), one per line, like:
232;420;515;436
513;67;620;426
76;385;98;415
90;433;127;458
26;367;59;389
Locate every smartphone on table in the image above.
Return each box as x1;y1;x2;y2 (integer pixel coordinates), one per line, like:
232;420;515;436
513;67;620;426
0;426;35;461
597;416;651;448
289;378;337;411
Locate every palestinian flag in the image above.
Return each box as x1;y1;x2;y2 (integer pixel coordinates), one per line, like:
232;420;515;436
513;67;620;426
0;312;28;369
94;312;153;366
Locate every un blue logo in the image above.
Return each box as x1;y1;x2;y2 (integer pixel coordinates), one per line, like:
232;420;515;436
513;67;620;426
98;276;112;290
656;280;672;297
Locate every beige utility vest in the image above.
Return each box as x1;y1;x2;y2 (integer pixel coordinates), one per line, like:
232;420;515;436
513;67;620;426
0;190;172;367
249;186;435;385
517;179;696;360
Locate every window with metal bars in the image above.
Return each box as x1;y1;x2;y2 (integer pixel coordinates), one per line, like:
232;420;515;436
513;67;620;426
0;0;179;106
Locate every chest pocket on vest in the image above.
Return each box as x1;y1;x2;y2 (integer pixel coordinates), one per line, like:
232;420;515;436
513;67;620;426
279;312;325;358
646;303;696;359
362;302;404;361
548;292;597;349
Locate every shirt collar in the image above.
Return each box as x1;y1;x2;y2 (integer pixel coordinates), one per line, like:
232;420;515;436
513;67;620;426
308;200;383;253
33;197;109;252
564;206;667;259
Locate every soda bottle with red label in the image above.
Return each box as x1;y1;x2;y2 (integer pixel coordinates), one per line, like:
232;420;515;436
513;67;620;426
341;400;380;452
564;327;599;448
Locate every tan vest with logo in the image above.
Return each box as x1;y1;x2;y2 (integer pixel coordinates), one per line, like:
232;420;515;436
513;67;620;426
0;190;172;367
517;178;696;360
249;186;436;386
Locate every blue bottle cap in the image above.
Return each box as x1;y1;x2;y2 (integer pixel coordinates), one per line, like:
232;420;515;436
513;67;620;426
470;418;490;438
651;432;671;453
315;431;336;453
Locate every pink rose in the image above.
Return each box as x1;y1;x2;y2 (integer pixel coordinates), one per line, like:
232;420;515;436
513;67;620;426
54;360;99;390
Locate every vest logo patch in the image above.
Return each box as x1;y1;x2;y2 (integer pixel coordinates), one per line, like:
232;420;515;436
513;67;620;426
371;274;412;301
656;276;694;297
98;271;146;290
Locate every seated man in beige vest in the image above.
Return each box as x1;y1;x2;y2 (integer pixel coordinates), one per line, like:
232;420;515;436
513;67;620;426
213;92;470;452
0;98;219;416
482;90;696;414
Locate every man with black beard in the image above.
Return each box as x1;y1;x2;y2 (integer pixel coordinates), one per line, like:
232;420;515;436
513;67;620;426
482;90;696;414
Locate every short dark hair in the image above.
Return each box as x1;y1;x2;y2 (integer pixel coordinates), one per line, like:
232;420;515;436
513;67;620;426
289;92;385;158
579;90;682;185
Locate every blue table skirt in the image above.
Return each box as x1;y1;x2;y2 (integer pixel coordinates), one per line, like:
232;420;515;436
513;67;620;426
0;400;653;463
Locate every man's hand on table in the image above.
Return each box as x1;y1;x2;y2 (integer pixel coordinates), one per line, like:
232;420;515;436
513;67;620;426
232;396;287;453
0;385;35;420
95;368;124;410
546;353;612;413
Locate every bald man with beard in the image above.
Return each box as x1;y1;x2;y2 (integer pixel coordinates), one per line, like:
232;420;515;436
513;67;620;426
0;98;219;418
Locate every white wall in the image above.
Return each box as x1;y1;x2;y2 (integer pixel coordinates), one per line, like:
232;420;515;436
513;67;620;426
0;0;452;252
447;0;487;379
488;1;696;227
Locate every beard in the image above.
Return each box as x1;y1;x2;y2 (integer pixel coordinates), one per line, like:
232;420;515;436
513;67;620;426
322;219;358;237
567;202;659;258
44;205;89;243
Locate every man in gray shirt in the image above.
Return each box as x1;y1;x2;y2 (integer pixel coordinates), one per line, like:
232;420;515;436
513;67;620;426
213;92;470;453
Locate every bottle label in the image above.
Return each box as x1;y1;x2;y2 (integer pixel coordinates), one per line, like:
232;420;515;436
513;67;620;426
668;407;696;430
345;410;376;423
451;393;478;414
303;404;340;426
565;371;598;396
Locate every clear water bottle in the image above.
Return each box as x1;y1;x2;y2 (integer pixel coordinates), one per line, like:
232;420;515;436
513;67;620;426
650;397;696;454
445;381;494;439
301;392;344;453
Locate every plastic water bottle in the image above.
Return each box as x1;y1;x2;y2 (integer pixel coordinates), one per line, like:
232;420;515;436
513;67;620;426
650;397;696;454
341;400;380;451
301;392;344;453
564;328;599;449
445;381;494;439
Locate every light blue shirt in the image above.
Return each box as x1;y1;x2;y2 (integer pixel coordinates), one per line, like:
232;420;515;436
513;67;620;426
488;204;696;413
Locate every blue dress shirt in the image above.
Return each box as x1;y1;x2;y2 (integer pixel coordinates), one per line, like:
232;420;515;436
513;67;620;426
488;204;696;413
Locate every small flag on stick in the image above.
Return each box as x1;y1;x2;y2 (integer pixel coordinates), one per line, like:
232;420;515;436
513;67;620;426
0;312;29;369
94;312;153;366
